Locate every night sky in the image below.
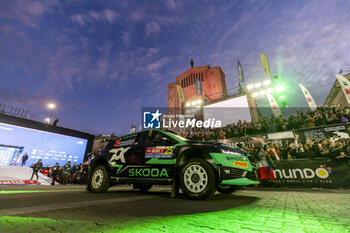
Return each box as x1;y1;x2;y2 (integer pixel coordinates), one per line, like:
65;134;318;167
1;0;350;135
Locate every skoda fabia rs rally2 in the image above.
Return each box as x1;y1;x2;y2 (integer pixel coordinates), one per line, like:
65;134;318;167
87;129;259;200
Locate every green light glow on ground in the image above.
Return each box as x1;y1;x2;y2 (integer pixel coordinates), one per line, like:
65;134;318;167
0;190;81;194
0;190;44;194
1;198;349;232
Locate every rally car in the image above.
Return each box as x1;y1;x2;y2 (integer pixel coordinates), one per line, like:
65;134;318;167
87;129;259;200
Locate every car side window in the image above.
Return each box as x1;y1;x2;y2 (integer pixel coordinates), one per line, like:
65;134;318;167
135;132;147;145
146;131;176;146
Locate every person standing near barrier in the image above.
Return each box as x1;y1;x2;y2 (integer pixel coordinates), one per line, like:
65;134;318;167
21;153;28;166
82;161;89;184
62;161;71;185
51;163;59;185
69;163;77;184
257;146;276;184
30;159;42;180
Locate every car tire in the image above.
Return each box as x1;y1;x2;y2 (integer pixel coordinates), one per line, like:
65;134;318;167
88;165;110;193
179;158;216;200
217;185;237;194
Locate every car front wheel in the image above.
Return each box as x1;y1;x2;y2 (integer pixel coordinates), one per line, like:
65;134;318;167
88;165;110;193
179;158;216;200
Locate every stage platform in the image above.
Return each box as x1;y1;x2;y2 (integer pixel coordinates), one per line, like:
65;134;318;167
0;166;54;185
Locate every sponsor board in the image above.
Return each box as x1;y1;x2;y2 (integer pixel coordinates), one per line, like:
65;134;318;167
272;159;350;188
0;180;39;185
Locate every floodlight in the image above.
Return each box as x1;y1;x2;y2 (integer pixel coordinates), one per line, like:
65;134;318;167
47;103;56;109
252;92;259;98
259;90;266;95
247;84;254;90
186;102;191;107
191;101;197;106
275;85;284;92
254;82;262;88
263;80;271;86
196;99;202;104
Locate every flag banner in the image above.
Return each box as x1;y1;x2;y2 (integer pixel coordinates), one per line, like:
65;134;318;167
237;60;244;82
298;83;317;111
260;53;271;77
176;85;185;102
266;93;282;117
335;74;350;104
195;78;202;96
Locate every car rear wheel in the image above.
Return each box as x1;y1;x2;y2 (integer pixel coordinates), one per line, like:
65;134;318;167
88;165;110;193
217;185;237;194
179;158;216;200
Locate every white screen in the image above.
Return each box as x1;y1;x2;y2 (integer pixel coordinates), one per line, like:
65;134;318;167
203;95;251;126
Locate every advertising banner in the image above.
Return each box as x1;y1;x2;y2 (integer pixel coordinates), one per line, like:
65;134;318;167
295;124;350;144
260;53;271;77
335;74;350;104
266;94;282;117
237;60;244;82
176;85;185;102
273;159;350;188
298;83;317;111
195;78;202;96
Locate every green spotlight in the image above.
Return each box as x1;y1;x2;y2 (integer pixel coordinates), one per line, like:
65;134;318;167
275;85;284;92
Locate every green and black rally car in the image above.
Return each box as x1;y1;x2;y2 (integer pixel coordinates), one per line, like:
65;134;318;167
87;129;259;200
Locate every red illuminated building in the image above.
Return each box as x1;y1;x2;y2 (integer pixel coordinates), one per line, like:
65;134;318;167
168;65;227;112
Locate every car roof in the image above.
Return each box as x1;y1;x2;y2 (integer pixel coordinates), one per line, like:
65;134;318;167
117;129;166;138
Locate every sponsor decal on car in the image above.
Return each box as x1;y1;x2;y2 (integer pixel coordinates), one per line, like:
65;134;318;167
226;155;247;162
109;147;131;164
129;168;169;177
145;146;173;158
234;161;248;168
113;135;136;147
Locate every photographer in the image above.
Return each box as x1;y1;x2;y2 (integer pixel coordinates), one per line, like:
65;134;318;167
62;161;71;185
30;159;42;180
51;163;59;185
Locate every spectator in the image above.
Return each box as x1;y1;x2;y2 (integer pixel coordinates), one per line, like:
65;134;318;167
305;114;315;128
21;153;28;166
69;162;77;184
304;145;316;159
62;161;71;185
51;163;59;186
257;147;275;183
30;159;42;180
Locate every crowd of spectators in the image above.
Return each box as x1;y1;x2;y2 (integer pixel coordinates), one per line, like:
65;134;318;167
240;135;350;164
185;105;350;141
38;161;90;185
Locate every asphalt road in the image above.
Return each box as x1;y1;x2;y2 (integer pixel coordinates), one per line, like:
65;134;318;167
1;185;350;232
0;185;255;221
